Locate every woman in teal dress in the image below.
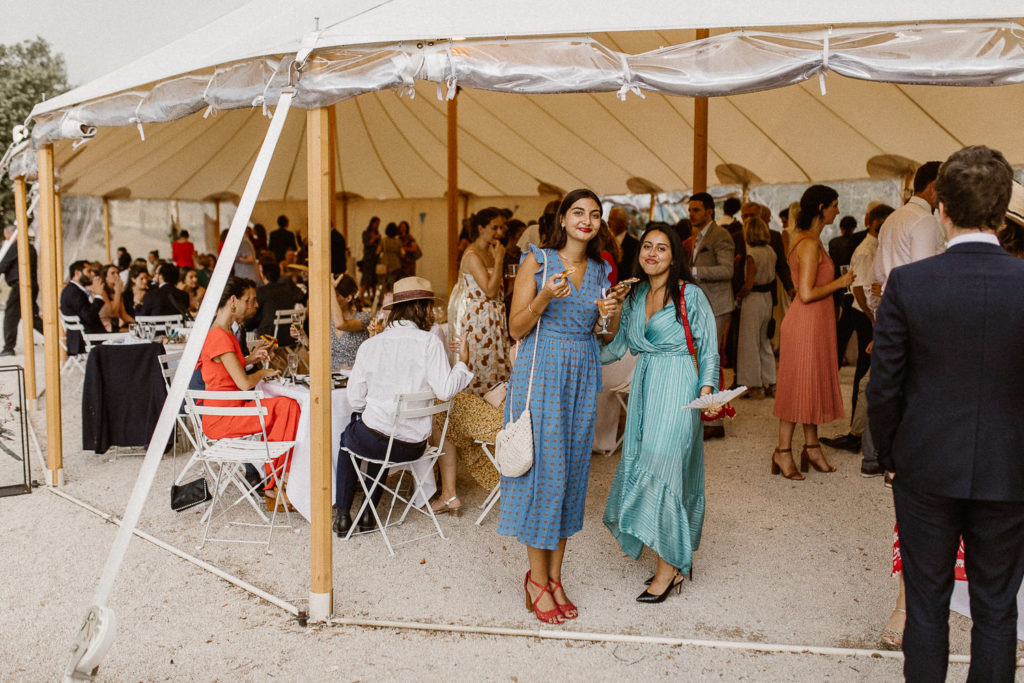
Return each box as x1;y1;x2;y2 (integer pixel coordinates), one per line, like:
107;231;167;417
601;224;721;602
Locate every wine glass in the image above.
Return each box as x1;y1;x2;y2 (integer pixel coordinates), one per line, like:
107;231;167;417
285;350;299;379
598;287;611;334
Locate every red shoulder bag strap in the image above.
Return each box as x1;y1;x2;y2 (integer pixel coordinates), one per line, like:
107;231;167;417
679;284;699;374
679;283;696;356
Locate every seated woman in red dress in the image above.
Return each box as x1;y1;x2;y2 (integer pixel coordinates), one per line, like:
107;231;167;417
199;276;301;504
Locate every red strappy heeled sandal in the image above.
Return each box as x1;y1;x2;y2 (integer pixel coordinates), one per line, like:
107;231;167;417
547;579;578;619
523;571;564;625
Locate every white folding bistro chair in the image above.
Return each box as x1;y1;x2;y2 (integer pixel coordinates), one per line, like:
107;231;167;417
135;314;184;337
474;440;501;526
182;389;296;553
341;391;453;556
58;314;127;393
271;307;305;342
157;351;202;472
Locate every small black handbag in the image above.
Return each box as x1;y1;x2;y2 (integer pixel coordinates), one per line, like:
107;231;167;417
170;478;211;512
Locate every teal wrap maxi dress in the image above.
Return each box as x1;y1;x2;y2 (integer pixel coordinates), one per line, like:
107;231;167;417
601;283;720;573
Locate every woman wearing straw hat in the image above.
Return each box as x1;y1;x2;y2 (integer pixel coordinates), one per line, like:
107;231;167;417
333;276;473;536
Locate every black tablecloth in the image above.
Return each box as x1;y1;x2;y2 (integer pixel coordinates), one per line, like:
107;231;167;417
82;342;167;453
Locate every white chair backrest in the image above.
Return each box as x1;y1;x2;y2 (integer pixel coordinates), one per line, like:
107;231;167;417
60;314;84;333
136;314;184;325
136;314;184;335
157;350;184;389
392;391;451;420
182;389;268;441
59;315;125;353
273;307;304;326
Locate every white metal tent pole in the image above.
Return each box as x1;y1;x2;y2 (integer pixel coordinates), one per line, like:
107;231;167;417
64;89;294;681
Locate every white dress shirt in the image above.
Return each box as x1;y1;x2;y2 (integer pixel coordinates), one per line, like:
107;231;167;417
72;279;94;302
849;232;878;313
347;320;473;442
873;195;944;294
690;222;711;279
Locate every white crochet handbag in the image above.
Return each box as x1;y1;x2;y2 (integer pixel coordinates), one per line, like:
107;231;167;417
494;250;546;477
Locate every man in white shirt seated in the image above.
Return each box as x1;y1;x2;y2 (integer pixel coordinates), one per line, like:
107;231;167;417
334;277;473;535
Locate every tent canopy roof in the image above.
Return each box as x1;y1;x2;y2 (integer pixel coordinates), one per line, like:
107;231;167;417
32;0;1023;118
17;3;1024;201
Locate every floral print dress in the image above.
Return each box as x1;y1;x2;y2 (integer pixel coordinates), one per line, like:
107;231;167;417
456;270;511;396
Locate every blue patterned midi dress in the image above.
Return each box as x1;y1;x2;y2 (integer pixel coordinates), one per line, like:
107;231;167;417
497;245;610;549
601;283;720;572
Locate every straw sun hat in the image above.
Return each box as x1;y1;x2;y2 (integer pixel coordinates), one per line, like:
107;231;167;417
381;276;438;307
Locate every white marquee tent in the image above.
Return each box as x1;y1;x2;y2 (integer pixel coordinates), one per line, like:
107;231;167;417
7;2;1024;672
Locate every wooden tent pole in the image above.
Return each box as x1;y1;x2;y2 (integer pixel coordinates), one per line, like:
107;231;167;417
37;145;63;486
54;191;67;365
328;105;340;241
306;106;334;622
54;192;64;283
341;196;349;241
692;29;710;194
648;192;657;221
13;178;38;408
447;94;459;289
102;198;113;263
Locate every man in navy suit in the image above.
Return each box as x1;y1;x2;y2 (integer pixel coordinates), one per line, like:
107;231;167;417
59;260;106;355
868;145;1024;682
140;262;190;317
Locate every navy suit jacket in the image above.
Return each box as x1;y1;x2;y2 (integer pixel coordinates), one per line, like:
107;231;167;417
140;284;190;317
59;283;105;355
867;241;1024;502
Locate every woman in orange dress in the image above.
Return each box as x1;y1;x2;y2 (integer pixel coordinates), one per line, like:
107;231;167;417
771;185;855;479
199;277;301;500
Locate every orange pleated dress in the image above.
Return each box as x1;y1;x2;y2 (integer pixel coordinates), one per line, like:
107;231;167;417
772;238;845;425
199;327;301;486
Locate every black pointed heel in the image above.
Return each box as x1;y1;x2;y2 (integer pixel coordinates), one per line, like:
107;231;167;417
636;573;683;603
644;565;693;586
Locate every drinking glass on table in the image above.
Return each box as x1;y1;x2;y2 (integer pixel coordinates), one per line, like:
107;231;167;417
284;350;299;379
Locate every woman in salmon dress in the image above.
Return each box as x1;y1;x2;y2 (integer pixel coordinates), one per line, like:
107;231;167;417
771;185;855;479
199;277;301;500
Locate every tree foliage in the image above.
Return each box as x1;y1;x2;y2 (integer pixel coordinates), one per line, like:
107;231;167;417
0;38;69;224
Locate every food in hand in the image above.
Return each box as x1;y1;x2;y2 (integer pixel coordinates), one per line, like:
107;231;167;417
259;334;279;348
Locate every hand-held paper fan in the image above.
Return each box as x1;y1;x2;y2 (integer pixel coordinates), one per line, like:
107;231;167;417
682;386;748;411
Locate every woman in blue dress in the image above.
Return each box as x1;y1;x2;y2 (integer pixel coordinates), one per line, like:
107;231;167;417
499;189;625;625
601;224;722;603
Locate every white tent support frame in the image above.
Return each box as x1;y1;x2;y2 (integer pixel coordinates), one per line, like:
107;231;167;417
63;89;297;680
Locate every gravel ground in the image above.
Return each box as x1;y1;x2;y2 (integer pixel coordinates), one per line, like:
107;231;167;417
2;347;1019;680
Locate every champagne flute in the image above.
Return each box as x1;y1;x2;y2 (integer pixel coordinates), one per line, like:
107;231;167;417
598;287;611;334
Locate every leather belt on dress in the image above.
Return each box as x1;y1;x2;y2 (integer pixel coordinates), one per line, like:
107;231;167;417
751;282;775;293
